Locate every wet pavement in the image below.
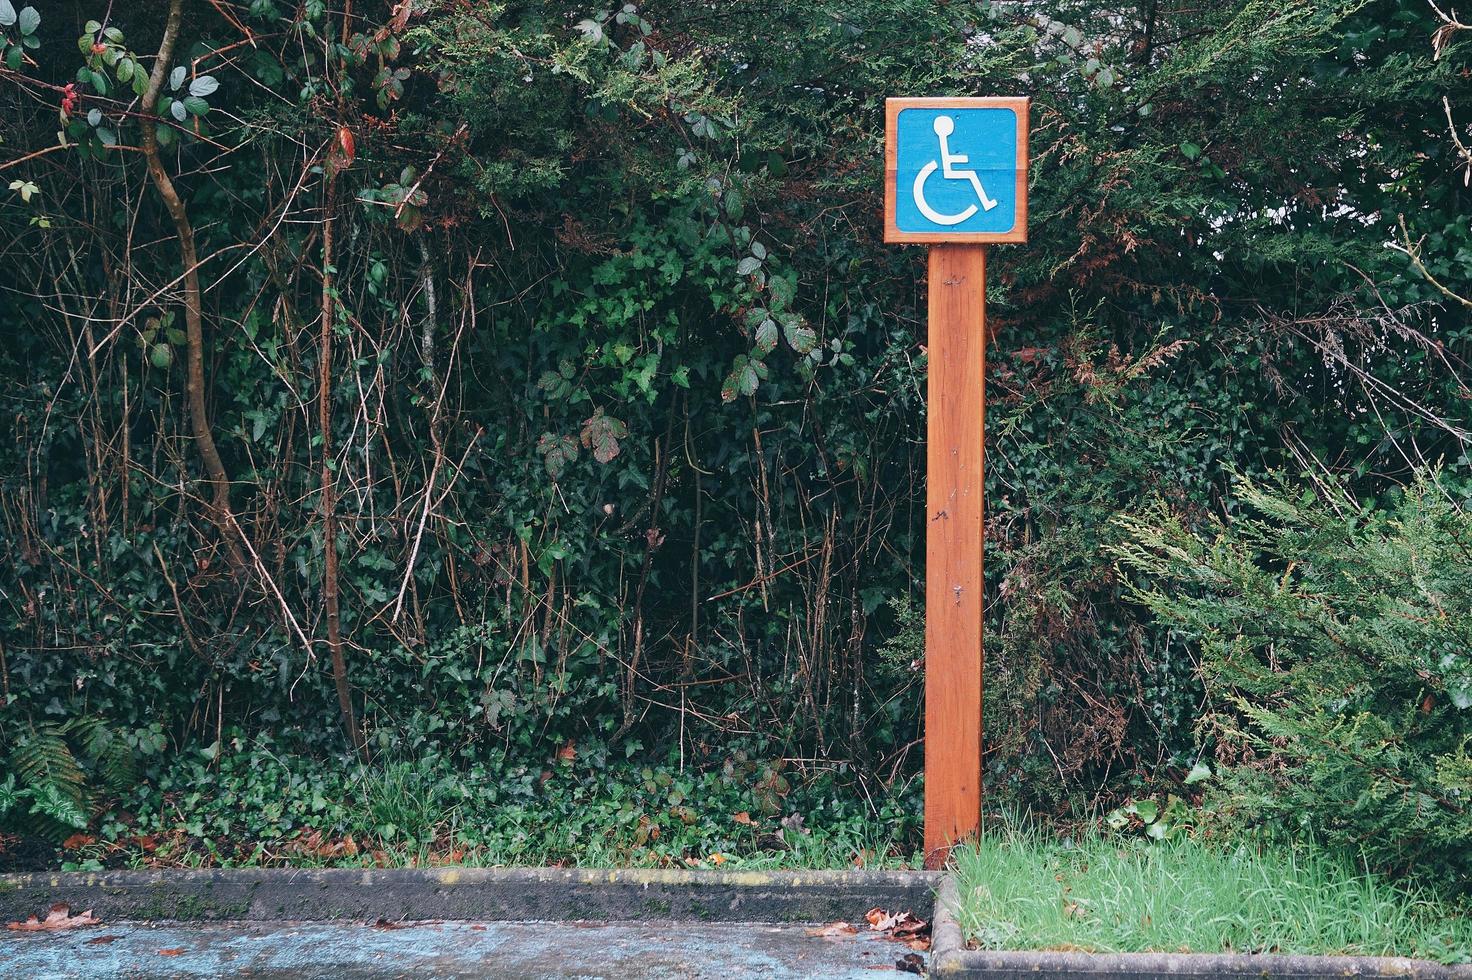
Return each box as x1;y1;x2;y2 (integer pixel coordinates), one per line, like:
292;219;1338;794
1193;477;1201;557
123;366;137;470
0;918;923;978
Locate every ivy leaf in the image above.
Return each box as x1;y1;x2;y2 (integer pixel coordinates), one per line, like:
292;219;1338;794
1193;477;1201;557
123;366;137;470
17;5;37;36
170;65;186;91
721;354;767;402
536;432;578;480
754;317;778;356
188;75;219;98
0;1;15;28
580;407;629;464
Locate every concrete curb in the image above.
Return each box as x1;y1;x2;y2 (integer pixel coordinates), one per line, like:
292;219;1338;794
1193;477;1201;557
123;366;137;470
928;877;1472;979
0;866;940;925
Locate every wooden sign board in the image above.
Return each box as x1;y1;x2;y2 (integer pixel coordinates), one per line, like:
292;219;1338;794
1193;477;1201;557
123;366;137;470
884;97;1029;244
883;96;1029;868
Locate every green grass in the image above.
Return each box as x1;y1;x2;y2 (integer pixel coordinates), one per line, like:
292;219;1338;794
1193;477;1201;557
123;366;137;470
952;827;1472;962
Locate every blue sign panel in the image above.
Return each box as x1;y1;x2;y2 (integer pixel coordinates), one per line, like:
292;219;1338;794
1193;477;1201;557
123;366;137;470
894;106;1020;237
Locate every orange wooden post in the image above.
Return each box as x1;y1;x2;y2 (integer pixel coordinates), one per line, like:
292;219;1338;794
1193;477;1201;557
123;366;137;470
884;97;1027;869
922;244;987;868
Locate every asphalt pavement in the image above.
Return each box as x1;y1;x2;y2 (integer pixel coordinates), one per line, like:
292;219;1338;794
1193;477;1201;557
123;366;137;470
0;918;924;979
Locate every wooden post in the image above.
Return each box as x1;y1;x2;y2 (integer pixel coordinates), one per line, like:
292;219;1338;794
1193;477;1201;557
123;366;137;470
884;96;1026;868
923;244;987;869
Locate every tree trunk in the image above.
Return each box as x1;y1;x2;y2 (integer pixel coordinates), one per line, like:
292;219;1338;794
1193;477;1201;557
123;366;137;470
138;0;245;573
318;172;365;757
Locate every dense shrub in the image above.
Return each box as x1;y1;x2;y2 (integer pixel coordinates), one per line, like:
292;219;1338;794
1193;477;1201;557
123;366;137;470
1116;473;1472;886
0;0;1468;860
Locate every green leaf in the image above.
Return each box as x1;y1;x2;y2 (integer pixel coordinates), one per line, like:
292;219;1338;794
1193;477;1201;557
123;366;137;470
767;272;796;310
580;408;629;464
116;58;133;83
1131;799;1159;823
170;99;187;122
754;317;778;356
17;5;37;36
781;314;817;354
0;1;16;27
4;44;19;71
721;354;768;402
150;344;173;369
189;75;219;97
1179;141;1201;160
170;65;186;91
536;432;578;480
87;108;102;127
183;96;210;117
30;782;88;829
736;256;761;276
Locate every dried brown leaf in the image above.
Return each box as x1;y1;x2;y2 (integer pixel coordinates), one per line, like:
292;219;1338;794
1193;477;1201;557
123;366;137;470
7;903;101;932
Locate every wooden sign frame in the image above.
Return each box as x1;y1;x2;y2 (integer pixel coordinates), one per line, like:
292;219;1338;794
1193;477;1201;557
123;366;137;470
883;96;1029;245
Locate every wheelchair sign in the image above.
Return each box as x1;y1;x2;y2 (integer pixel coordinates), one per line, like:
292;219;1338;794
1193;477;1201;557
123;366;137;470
884;97;1028;244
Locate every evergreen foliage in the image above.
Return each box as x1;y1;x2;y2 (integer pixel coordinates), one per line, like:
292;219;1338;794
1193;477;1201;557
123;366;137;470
1116;473;1472;886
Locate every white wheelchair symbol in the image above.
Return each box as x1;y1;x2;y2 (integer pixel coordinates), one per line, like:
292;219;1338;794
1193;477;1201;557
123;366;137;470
913;115;999;225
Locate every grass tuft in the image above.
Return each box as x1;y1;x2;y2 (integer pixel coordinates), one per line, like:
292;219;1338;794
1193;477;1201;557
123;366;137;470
952;825;1472;962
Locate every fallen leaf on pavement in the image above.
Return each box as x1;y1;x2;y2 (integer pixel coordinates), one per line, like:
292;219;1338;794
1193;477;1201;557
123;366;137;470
86;935;122;945
374;918;407;930
158;948;184;956
7;903;101;932
896;951;926;974
806;921;859;937
865;907;930;944
867;907;899;930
